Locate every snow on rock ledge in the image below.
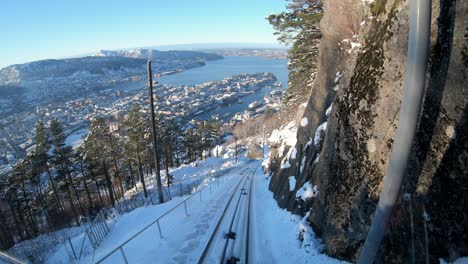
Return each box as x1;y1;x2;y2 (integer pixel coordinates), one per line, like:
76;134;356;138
289;176;296;191
300;117;308;127
268;121;299;170
296;181;318;201
314;122;328;146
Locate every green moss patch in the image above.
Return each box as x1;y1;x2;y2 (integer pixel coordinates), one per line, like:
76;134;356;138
371;0;388;16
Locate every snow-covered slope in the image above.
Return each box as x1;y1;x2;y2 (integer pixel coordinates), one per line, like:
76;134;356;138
15;142;346;264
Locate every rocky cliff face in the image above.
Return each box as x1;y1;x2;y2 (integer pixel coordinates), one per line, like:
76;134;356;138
266;0;467;262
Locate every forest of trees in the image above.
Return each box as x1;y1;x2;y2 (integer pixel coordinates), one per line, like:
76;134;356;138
0;103;222;249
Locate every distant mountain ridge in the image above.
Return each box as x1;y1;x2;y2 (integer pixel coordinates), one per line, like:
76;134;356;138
0;49;223;107
95;48;222;61
0;49;222;84
0;56;148;85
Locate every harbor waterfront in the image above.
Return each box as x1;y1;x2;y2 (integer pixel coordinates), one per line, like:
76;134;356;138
0;56;288;171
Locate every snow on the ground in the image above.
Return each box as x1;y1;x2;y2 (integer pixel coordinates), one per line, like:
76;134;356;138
440;257;468;264
296;181;318;201
9;224;89;263
64;129;88;150
46;129;88;155
27;137;347;264
122;150;239;201
46;159;254;264
289;176;296;191
44;148;250;264
250;169;348;264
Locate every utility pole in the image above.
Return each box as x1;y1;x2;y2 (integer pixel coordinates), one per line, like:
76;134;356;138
147;60;164;204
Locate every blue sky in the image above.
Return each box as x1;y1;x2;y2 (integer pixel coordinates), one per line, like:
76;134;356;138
0;0;286;68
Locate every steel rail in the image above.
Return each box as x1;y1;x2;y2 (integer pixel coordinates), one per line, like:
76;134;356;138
225;166;259;264
197;169;251;264
245;167;258;264
220;173;251;263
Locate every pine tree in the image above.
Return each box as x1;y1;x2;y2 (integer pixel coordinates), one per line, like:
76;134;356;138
83;118;117;207
108;128;126;202
50;118;82;224
3;180;29;240
76;147;94;212
31;121;57;226
12;160;38;237
123;104;150;198
184;128;196;162
267;0;323;100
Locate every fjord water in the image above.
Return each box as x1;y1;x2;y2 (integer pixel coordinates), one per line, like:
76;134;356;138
159;56;289;120
118;56;288;120
158;56;288;89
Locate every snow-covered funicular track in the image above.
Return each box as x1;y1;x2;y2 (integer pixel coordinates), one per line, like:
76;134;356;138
197;166;258;264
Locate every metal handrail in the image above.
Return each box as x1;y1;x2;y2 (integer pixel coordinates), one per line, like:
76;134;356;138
0;251;25;264
94;176;222;264
145;166;235;206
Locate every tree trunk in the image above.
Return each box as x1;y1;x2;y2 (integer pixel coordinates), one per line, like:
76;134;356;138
90;170;104;208
102;160;115;207
137;152;148;198
0;211;14;248
128;161;137;191
35;184;52;231
8;203;26;240
80;160;93;212
66;168;83;215
20;179;38;236
45;164;65;213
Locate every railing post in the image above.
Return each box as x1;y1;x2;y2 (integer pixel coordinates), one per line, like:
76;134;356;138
68;238;77;260
102;214;109;232
120;247;129;264
183;200;188;216
97;222;105;242
88;229;96;249
156;220;163;239
93;226;99;244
